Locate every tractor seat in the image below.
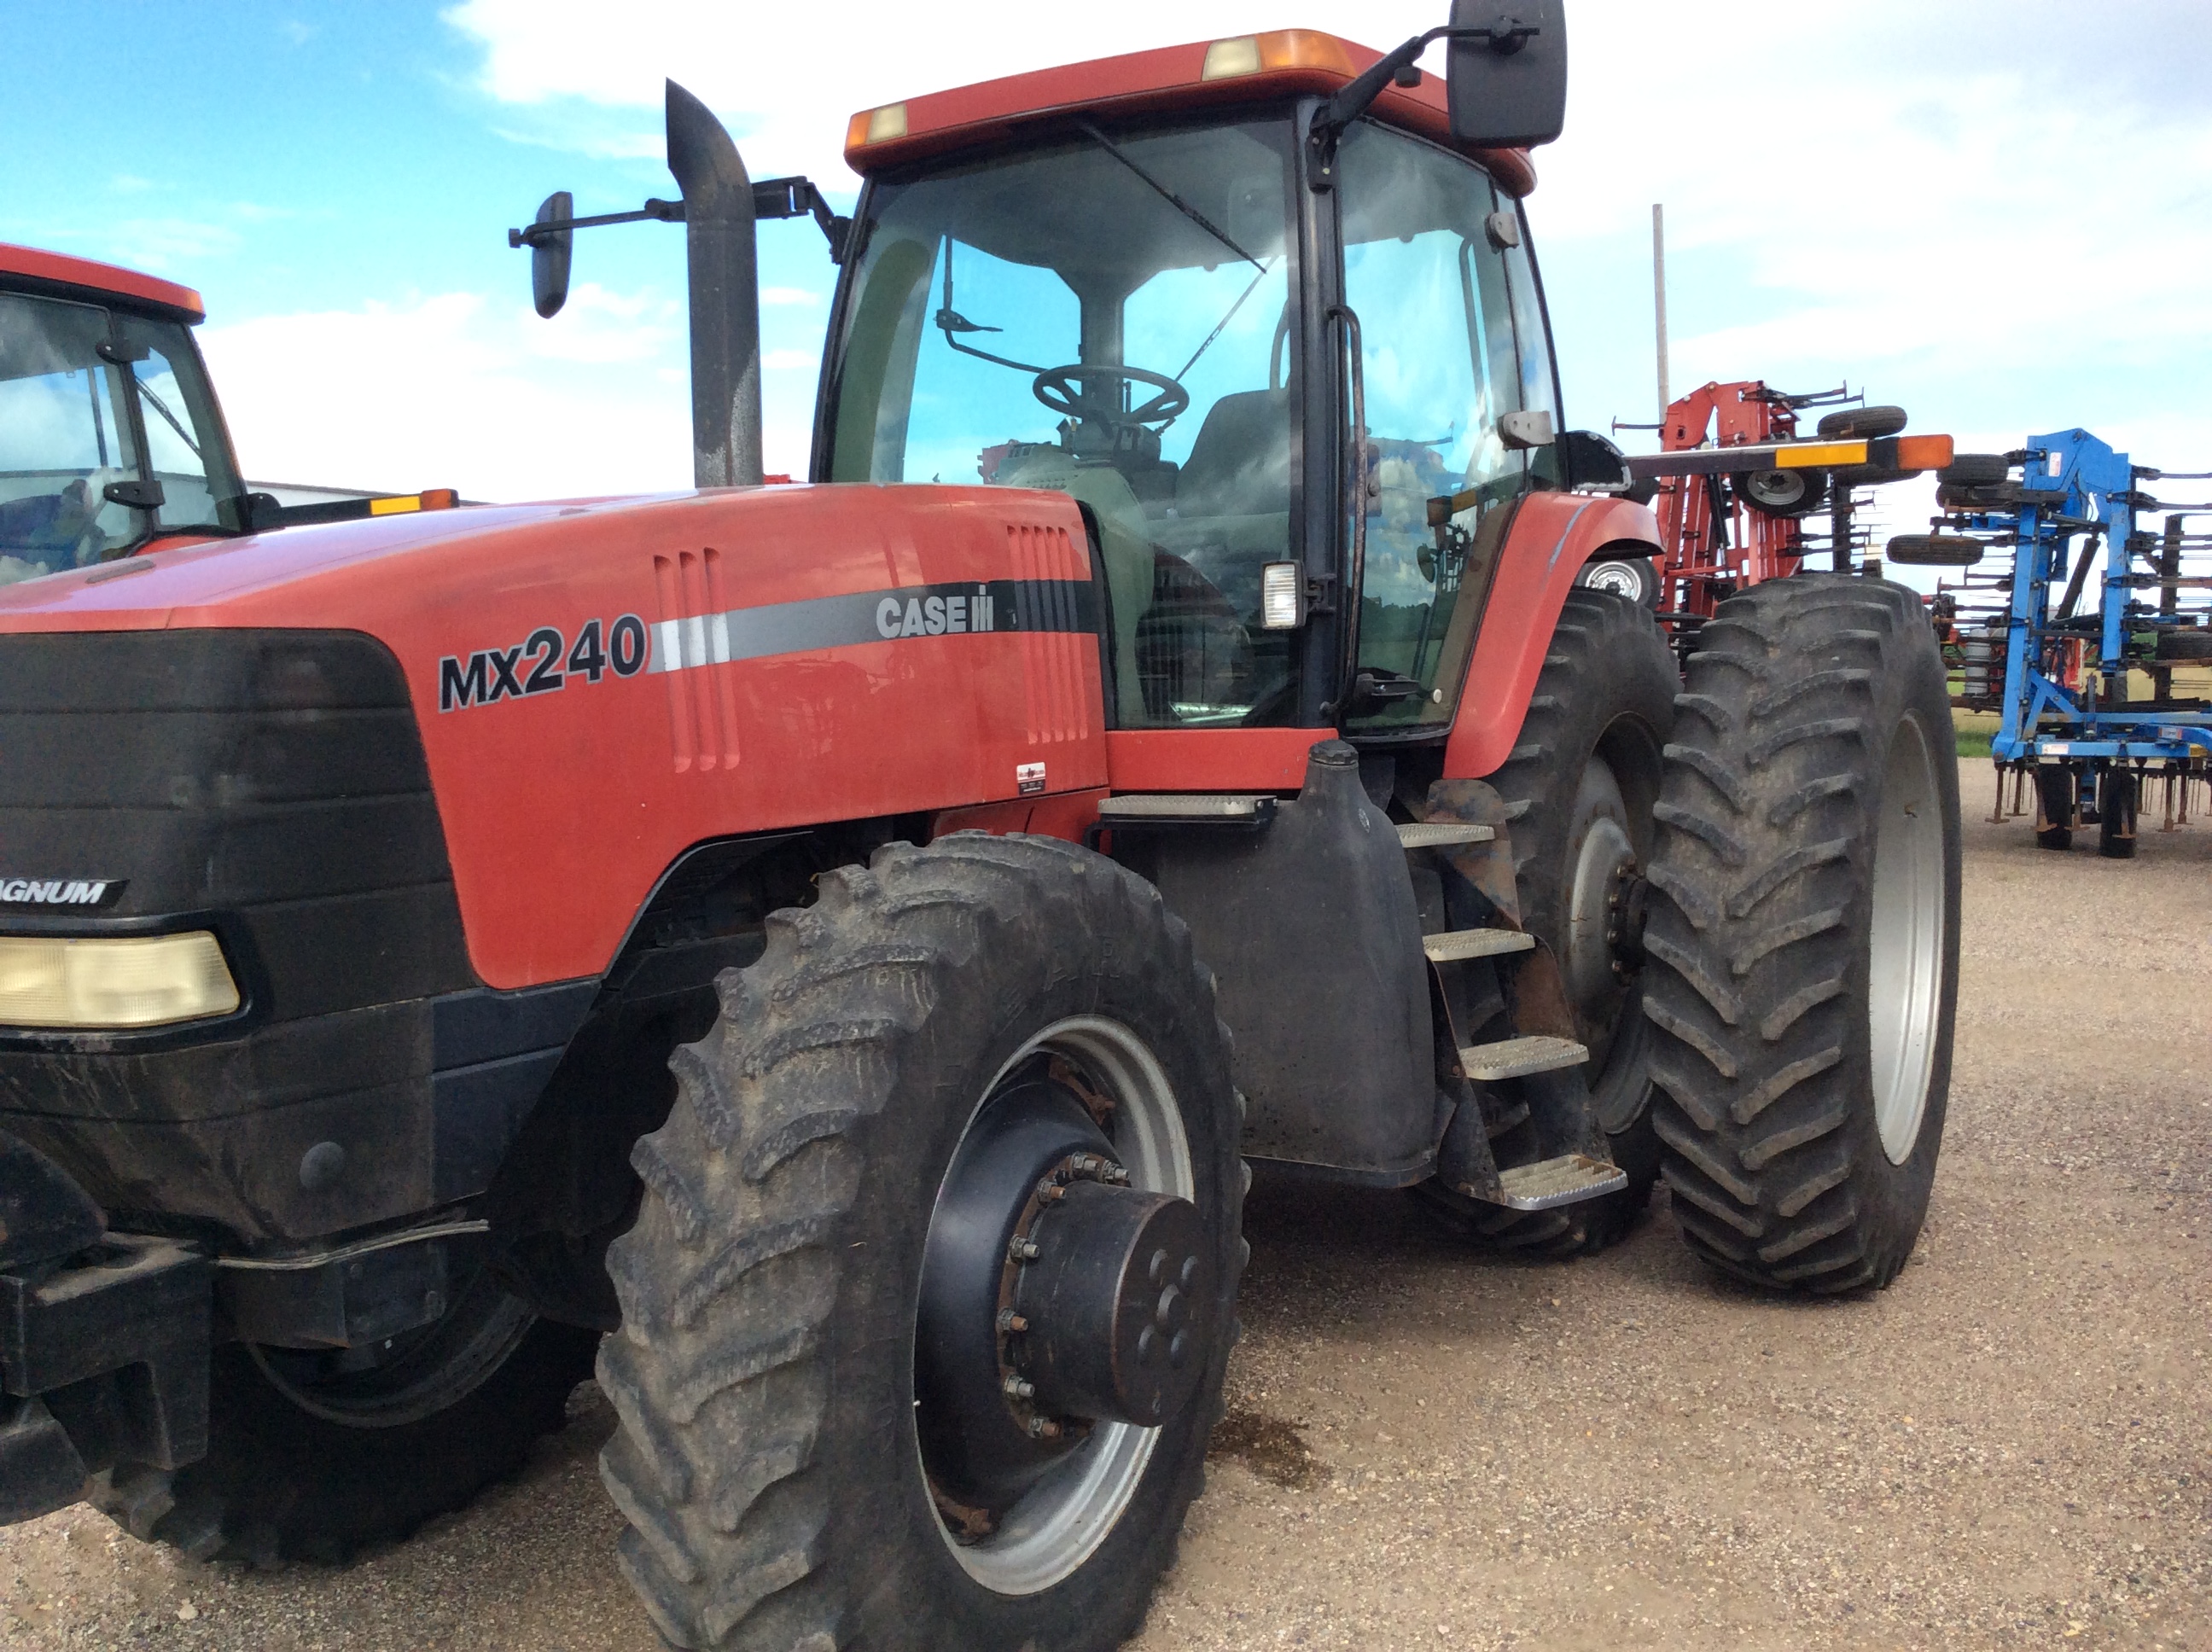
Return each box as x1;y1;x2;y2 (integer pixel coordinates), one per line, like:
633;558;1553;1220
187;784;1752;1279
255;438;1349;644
1175;388;1291;521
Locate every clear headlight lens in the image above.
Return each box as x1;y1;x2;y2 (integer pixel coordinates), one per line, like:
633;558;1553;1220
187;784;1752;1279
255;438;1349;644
0;933;241;1028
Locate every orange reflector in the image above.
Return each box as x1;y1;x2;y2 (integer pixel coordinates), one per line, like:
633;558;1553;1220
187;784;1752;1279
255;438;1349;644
366;489;460;517
1898;433;1954;469
1771;440;1867;469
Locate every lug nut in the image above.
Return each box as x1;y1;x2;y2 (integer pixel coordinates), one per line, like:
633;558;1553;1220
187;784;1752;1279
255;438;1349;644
1036;1180;1066;1202
1008;1236;1040;1262
1027;1417;1062;1440
997;1310;1029;1334
1003;1375;1036;1399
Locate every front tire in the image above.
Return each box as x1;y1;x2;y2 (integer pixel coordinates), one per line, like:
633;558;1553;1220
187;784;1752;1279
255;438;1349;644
95;1265;597;1563
598;834;1243;1652
1642;574;1960;1292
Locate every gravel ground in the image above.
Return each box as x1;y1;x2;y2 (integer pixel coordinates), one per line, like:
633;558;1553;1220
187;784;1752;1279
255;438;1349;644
4;758;2209;1650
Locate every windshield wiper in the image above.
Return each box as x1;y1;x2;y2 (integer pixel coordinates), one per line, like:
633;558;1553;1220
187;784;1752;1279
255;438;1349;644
135;378;201;459
934;241;1052;374
1176;258;1278;380
1074;120;1263;273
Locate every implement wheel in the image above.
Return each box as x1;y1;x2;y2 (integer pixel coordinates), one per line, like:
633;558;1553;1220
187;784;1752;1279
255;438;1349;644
598;834;1243;1652
1641;575;1960;1292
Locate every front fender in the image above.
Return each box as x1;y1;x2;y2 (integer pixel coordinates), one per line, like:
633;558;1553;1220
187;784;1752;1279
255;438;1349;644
1442;492;1662;779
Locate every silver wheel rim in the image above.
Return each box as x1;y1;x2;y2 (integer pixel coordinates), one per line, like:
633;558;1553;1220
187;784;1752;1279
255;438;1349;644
1563;756;1635;1074
1744;468;1805;509
923;1015;1194;1596
1868;713;1944;1163
1580;560;1647;602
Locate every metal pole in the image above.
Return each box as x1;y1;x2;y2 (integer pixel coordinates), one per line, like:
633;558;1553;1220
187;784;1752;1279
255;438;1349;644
1651;204;1670;421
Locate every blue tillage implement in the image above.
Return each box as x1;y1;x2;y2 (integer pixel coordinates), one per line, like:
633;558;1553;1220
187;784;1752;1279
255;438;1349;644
1912;428;2212;858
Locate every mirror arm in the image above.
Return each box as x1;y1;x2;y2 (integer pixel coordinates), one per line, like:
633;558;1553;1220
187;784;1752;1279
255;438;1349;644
508;179;849;262
1306;20;1543;189
508;199;683;249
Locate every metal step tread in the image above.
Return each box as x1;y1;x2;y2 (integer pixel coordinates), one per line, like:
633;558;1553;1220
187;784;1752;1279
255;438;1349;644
1396;821;1495;848
1484;1153;1628;1212
1423;928;1535;962
1458;1033;1589;1082
1097;793;1272;819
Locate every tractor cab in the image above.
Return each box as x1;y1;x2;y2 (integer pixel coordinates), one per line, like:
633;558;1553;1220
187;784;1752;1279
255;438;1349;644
0;250;245;585
819;33;1578;736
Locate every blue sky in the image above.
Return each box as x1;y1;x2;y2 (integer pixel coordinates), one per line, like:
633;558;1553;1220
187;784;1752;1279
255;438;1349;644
8;0;2211;552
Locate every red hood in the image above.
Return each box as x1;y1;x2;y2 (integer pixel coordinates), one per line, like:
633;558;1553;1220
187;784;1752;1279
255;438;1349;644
0;493;696;635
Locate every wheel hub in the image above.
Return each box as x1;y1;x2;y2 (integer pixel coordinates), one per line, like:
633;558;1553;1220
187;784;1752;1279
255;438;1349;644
1011;1161;1211;1429
915;1065;1209;1515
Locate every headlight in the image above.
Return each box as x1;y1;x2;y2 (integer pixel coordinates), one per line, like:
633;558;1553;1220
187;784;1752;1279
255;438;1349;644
0;933;241;1028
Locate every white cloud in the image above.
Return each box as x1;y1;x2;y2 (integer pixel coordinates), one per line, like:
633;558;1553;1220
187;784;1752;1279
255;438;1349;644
191;2;2212;513
109;218;242;270
439;0;1358;185
201;289;707;502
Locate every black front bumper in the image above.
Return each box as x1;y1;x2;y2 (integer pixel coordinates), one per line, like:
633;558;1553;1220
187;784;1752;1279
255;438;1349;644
0;1126;211;1526
0;1234;211;1525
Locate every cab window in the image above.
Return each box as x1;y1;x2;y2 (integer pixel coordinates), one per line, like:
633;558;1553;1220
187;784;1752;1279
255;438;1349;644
0;294;238;586
824;119;1301;729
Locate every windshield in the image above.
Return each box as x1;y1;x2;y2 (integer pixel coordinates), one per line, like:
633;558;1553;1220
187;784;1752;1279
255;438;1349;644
0;291;240;586
824;118;1302;729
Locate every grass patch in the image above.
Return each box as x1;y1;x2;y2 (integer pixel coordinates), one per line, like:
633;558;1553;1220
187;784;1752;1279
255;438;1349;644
1954;709;1999;759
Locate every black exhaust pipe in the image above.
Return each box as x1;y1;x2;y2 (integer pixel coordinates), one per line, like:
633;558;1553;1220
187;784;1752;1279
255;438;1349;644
664;80;763;489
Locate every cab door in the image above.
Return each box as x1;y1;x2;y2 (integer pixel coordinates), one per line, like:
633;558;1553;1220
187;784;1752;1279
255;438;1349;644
1329;119;1553;741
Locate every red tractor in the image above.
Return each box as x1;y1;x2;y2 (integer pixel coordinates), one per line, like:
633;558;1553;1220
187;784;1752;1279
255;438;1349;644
0;9;1960;1649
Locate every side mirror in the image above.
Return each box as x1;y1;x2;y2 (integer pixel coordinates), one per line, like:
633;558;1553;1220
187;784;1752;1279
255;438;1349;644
530;192;573;319
1447;0;1568;148
1499;408;1555;451
1558;428;1631;492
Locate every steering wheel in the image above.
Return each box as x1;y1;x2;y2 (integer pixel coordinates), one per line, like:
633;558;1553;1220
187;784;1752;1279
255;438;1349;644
1032;363;1190;431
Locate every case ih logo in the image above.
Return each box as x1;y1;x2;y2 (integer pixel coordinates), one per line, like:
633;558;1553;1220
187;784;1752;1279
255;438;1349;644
0;878;124;908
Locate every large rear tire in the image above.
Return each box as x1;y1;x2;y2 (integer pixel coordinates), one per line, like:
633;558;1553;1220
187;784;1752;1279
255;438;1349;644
1641;574;1960;1292
1481;587;1676;1252
597;834;1243;1651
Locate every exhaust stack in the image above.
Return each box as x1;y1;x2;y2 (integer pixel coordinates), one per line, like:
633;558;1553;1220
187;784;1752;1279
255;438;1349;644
664;80;763;489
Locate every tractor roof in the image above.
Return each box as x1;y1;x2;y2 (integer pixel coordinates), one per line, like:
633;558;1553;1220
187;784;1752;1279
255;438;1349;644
844;29;1537;197
0;242;205;323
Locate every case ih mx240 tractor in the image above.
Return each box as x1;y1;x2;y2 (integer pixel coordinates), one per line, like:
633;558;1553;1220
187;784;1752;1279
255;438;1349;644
0;9;1959;1648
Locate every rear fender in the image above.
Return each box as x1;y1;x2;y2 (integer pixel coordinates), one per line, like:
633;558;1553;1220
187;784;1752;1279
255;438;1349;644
1442;492;1662;779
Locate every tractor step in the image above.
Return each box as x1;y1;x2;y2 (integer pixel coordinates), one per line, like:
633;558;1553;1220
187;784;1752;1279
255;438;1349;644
1458;1033;1588;1082
1423;928;1535;963
1095;793;1276;829
1471;1153;1628;1212
1395;821;1495;848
